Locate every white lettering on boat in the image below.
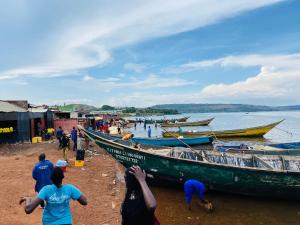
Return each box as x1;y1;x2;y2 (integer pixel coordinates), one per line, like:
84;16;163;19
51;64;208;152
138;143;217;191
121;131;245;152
106;147;146;163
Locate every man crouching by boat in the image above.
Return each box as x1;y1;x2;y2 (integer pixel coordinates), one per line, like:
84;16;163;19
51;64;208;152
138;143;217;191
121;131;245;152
184;179;213;212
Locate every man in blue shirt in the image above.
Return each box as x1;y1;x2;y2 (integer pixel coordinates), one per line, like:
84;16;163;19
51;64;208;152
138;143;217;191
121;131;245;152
184;179;213;211
56;126;64;149
21;167;87;225
147;126;151;138
71;127;77;151
32;153;53;208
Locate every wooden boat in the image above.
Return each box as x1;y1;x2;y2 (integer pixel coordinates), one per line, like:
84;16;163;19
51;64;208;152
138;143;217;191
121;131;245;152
268;142;300;149
96;131;213;147
132;136;213;147
79;126;300;199
175;116;190;122
161;118;214;127
145;116;190;124
162;120;283;138
215;144;300;156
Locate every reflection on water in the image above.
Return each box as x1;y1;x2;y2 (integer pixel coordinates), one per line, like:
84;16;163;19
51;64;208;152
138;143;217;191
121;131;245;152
125;111;300;225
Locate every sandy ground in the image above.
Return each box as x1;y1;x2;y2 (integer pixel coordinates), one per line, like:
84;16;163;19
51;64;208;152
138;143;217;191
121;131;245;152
0;141;125;225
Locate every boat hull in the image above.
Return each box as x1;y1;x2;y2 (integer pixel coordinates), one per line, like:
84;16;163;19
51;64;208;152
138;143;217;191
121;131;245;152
82;128;300;199
132;136;213;147
161;118;214;127
163;120;283;138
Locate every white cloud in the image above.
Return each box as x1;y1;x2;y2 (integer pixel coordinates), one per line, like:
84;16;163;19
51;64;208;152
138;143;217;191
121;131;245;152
0;0;283;80
110;53;300;106
199;67;300;104
165;53;300;74
81;74;194;92
124;63;147;73
83;75;93;81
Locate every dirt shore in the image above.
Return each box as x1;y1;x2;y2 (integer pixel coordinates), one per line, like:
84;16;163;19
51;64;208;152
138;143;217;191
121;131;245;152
0;141;125;225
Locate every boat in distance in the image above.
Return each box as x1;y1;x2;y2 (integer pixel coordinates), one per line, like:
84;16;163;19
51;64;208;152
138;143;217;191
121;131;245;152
132;136;213;147
79;126;300;199
126;117;190;124
161;117;214;127
162;120;284;138
144;116;190;124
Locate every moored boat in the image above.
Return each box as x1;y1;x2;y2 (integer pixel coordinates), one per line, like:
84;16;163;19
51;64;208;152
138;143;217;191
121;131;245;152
79;126;300;199
268;142;300;149
132;136;213;147
145;116;190;124
162;120;283;138
161;118;214;127
215;143;300;156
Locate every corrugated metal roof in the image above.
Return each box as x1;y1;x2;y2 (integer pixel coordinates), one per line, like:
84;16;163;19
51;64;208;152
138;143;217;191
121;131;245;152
0;101;27;112
28;107;48;113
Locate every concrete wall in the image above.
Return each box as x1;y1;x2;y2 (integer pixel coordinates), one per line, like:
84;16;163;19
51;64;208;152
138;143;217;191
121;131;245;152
54;119;78;134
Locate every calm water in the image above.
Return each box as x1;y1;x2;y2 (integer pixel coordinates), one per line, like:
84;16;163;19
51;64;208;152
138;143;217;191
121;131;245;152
126;111;300;225
127;111;300;143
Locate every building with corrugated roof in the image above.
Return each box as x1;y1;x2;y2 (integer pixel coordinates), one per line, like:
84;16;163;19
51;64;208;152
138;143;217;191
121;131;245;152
0;101;55;143
0;100;30;143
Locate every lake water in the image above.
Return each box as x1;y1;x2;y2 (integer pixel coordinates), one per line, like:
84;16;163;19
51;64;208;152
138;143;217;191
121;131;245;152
126;111;300;225
127;111;300;143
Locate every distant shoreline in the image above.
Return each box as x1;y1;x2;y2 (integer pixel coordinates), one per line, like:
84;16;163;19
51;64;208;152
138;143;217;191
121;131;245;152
151;103;300;114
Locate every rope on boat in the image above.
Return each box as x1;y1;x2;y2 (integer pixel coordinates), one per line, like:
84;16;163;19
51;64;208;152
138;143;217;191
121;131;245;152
274;126;293;136
160;126;209;162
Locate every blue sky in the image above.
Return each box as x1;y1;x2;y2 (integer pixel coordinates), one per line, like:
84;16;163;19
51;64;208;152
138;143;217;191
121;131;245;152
0;0;300;107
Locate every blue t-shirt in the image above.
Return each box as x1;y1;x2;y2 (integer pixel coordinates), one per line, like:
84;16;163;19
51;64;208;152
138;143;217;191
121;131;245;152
32;160;53;192
38;184;82;225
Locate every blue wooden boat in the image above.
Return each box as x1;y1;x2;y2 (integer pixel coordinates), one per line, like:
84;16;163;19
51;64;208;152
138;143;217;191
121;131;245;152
132;136;213;147
216;142;300;156
268;142;300;149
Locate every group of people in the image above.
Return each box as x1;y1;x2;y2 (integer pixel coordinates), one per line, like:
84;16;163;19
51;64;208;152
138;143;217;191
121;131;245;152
55;126;78;162
20;125;212;224
21;151;212;224
20;153;87;225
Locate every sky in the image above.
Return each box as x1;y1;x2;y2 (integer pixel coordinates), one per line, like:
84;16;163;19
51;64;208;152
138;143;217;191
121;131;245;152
0;0;300;107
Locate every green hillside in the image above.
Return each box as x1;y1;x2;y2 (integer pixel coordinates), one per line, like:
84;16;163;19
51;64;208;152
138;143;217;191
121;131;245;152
152;104;300;113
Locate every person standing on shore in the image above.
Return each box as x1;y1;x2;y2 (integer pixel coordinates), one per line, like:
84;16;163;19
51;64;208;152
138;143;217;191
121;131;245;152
121;166;158;225
20;167;87;225
178;126;182;133
32;153;53;208
71;127;77;152
184;179;213;211
61;132;70;162
56;126;64;149
147;126;151;138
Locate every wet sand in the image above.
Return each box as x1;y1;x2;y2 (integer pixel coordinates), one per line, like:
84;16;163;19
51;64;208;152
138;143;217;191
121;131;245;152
154;186;300;225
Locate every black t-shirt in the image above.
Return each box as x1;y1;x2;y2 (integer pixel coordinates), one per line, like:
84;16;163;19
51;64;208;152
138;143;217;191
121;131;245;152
61;136;69;148
122;196;155;225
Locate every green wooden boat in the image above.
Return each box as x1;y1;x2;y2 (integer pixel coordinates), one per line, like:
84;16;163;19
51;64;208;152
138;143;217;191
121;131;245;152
79;126;300;199
162;120;283;138
161;117;214;127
